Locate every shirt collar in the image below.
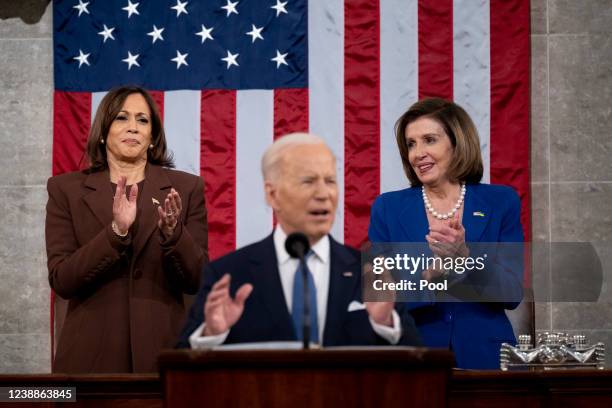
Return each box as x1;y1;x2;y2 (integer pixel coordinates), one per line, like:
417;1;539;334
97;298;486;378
273;225;330;265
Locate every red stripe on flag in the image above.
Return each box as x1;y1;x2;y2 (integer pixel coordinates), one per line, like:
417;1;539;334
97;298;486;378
149;91;164;122
51;91;91;369
490;0;531;285
53;91;91;175
418;0;453;100
489;0;531;242
344;0;380;248
201;90;236;261
272;89;309;227
273;88;309;140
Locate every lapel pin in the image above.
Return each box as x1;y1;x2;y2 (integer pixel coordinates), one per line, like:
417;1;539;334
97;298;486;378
342;271;353;277
152;198;160;206
473;211;485;217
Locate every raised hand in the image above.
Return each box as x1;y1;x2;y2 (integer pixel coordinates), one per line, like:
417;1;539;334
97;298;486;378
157;188;182;238
112;176;138;235
203;274;253;336
365;301;395;327
362;260;395;327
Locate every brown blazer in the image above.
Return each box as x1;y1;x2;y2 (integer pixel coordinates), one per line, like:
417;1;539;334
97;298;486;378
46;164;208;373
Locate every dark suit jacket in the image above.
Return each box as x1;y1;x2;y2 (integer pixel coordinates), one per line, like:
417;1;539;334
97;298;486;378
369;183;524;369
177;234;421;348
46;164;208;373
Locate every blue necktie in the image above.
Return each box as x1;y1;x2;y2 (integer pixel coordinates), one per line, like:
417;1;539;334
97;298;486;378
291;252;319;344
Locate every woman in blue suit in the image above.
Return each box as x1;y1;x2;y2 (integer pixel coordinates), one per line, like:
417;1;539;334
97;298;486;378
369;98;524;369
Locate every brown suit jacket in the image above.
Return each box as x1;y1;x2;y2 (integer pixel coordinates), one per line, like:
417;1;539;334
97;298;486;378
46;164;208;373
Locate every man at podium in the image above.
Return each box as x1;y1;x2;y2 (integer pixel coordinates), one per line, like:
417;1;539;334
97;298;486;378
177;133;421;348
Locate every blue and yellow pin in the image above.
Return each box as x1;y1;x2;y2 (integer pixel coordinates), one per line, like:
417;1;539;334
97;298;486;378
473;211;485;217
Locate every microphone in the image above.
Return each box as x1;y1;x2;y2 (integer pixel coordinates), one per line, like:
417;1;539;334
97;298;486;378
285;232;312;349
285;232;310;259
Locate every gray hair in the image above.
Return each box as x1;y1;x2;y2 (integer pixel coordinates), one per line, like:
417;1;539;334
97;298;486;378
261;133;331;182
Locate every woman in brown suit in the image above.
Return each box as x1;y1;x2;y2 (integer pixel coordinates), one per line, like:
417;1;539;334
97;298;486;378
46;86;208;373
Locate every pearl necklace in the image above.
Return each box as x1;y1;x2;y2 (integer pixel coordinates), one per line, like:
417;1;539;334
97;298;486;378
422;183;466;220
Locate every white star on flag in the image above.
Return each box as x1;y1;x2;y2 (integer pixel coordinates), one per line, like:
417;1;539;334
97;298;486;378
73;49;90;68
195;25;214;43
147;25;165;43
171;50;189;69
221;50;239;69
73;0;90;17
97;24;115;43
246;25;264;43
221;0;239;17
122;51;140;70
271;0;288;17
122;1;140;18
271;50;288;68
171;0;188;17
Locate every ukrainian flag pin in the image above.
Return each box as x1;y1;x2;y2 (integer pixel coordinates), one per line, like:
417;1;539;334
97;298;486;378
473;211;485;217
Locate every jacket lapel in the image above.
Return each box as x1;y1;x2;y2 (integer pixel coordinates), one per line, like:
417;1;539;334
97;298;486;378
398;188;429;242
132;165;172;261
323;237;360;344
463;184;491;242
83;170;113;228
248;235;295;335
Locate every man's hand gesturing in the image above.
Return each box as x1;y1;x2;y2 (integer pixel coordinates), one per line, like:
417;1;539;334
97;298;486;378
203;274;253;336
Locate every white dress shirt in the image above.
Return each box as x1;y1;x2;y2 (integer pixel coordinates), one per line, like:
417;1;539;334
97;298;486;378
189;226;401;349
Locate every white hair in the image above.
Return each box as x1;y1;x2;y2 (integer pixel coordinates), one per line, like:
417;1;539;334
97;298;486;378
261;132;331;182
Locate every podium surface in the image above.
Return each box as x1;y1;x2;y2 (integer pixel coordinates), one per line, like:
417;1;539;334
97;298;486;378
159;347;454;408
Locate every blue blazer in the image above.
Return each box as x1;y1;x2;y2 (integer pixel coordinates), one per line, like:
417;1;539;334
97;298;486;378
177;234;422;348
368;183;524;369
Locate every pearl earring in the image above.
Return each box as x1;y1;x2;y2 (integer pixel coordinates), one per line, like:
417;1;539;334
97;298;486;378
100;139;105;145
149;144;154;149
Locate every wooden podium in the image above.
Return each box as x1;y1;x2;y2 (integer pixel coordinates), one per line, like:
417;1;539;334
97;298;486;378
159;348;454;408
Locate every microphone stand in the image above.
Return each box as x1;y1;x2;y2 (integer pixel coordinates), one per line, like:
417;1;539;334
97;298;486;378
285;232;313;350
298;250;310;350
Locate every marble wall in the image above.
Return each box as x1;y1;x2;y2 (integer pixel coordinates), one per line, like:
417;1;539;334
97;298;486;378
0;1;611;372
531;0;612;366
0;1;52;372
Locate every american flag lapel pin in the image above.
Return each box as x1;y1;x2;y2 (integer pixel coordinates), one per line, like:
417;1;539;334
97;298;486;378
343;271;353;277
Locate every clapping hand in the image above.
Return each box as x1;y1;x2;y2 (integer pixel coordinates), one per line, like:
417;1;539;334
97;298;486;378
203;274;253;336
157;188;182;238
425;212;469;259
112;176;138;235
422;212;468;281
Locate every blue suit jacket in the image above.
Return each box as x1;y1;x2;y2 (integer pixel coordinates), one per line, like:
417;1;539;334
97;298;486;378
177;234;422;348
368;183;524;369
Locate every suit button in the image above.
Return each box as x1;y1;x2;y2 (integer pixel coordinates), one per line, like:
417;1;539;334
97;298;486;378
133;268;142;279
444;313;453;323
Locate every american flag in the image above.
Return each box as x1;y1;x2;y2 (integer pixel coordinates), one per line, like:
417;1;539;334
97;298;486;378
53;0;530;259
